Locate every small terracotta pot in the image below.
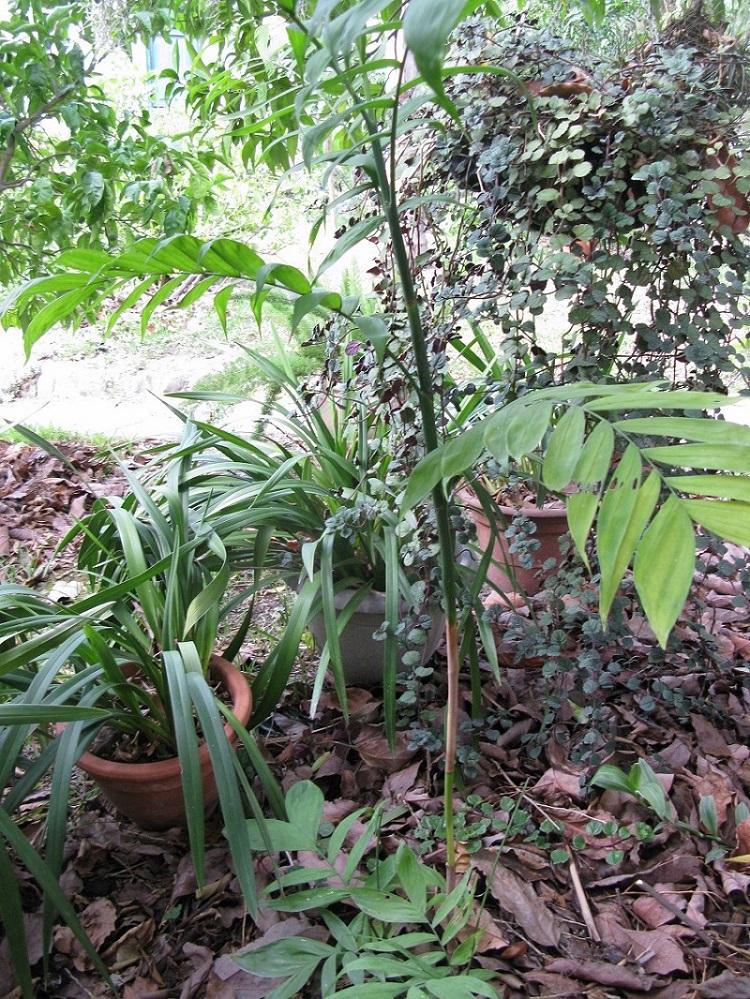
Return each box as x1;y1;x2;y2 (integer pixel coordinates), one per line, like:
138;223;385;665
707;146;750;235
72;655;252;831
459;488;568;596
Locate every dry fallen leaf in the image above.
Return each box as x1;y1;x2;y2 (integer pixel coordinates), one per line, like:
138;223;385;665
471;849;562;949
353;725;417;771
596;904;689;975
544;957;653;991
695;971;750;998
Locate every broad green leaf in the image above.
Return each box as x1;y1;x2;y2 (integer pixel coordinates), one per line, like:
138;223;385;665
597;454;659;624
666;474;750;502
255;261;312;296
327;806;371;864
566;421;614;567
573;421;615;488
213;284;234;331
613;416;750;445
348;887;427;923
105;275;161;333
233;935;334;976
53;248;111;272
630;760;675;822
342;955;429;978
139;275;187;335
142;234;211;273
353;314;389;364
643;443;750;472
543;407;585;490
699;795;719;838
403;0;465;101
343;802;387;883
308;0;390;60
683;499;750;547
81;170;105;206
401;427;485;510
504;401;553;460
285;779;325;840
396;843;428;911
317;215;382;276
176;274;221;310
431;870;476;927
583;390;732;412
292;289;342;330
24;286;102;353
198;237;265;277
483;411;510;465
633;495;695;647
264;887;350;912
590;764;634;795
245;817;321;852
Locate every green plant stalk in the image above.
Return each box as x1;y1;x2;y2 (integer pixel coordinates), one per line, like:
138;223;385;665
358;94;460;880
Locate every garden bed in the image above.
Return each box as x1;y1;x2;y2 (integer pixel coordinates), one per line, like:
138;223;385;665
3;441;750;998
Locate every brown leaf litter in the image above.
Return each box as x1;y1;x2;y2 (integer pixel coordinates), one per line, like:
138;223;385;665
2;442;750;997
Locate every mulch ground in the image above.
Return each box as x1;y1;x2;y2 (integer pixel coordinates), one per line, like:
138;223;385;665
2;440;750;998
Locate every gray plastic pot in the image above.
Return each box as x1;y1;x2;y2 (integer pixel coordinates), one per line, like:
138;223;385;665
308;588;445;687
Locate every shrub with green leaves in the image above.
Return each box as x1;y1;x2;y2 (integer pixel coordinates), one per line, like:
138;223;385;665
0;0;226;283
420;17;750;393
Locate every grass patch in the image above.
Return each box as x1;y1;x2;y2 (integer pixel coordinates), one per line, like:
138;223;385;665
0;422;126;449
193;343;325;399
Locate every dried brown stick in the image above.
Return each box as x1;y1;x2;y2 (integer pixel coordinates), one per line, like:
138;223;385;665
569;856;601;943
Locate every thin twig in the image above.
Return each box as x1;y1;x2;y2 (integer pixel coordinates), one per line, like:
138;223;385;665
633;879;713;946
569;856;601;942
634;880;750;960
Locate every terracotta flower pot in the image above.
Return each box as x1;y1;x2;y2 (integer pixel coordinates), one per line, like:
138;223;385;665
308;588;445;687
459;488;568;596
707;145;750;235
72;655;252;831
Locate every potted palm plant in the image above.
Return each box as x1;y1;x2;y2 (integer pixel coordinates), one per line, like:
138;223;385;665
170;345;445;731
0;427;265;991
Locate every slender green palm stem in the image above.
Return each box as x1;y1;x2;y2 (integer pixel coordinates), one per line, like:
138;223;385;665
359;101;460;880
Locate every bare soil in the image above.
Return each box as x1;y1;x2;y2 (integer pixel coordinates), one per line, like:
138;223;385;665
0;323;263;441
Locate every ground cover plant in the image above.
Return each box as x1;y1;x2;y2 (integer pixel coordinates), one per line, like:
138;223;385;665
1;0;750;996
2;449;750;995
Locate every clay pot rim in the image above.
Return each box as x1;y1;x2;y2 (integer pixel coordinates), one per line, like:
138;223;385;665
496;502;568;519
456;486;568;520
69;654;251;781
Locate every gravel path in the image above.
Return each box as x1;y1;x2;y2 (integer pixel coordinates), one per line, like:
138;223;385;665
1;326;264;440
2;324;749;441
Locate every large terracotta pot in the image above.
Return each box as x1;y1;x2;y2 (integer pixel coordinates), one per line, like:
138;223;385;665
308;588;445;687
72;655;252;831
459;488;568;596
